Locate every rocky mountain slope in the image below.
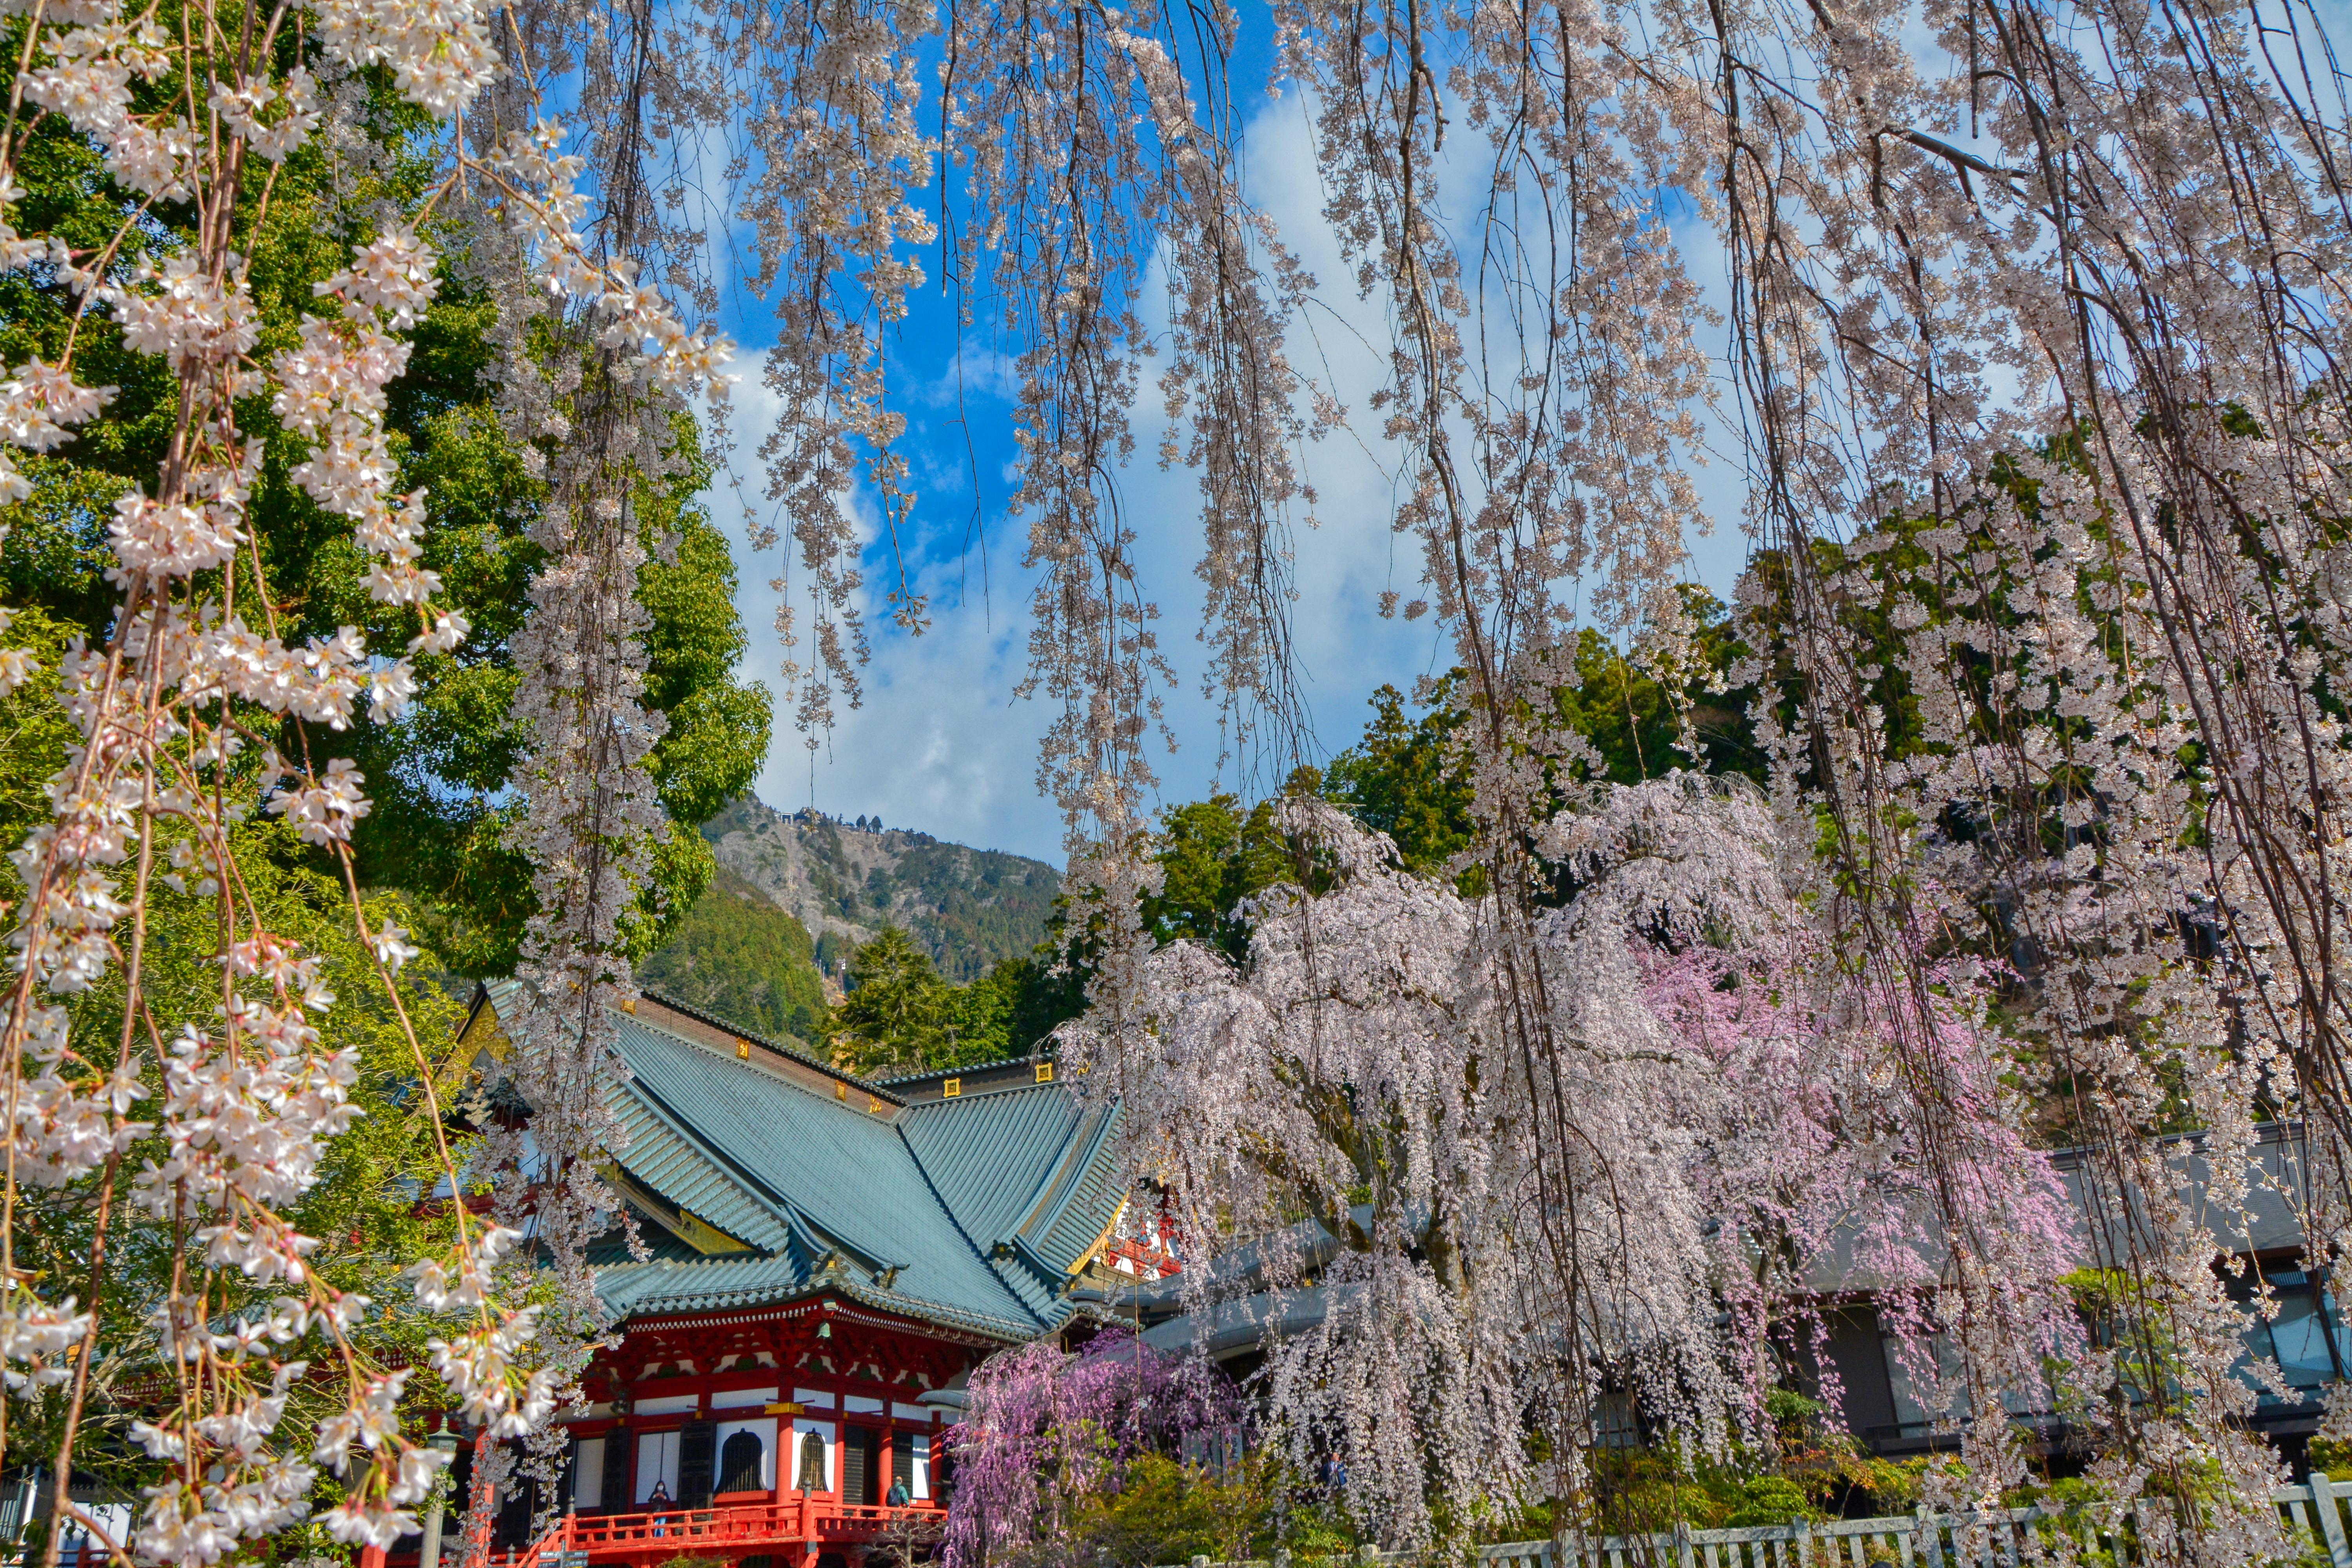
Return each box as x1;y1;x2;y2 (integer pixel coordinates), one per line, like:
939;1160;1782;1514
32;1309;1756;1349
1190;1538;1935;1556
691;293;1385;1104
699;795;1063;982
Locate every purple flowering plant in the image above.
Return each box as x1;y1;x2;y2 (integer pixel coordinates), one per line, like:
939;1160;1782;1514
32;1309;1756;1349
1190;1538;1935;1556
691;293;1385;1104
941;1329;1237;1568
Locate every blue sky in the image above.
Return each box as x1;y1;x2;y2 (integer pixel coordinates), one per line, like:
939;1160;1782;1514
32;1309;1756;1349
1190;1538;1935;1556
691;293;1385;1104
692;56;1756;864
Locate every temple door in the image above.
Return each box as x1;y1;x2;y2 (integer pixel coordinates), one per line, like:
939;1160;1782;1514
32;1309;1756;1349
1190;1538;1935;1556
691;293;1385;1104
600;1428;630;1512
678;1421;715;1508
839;1428;880;1505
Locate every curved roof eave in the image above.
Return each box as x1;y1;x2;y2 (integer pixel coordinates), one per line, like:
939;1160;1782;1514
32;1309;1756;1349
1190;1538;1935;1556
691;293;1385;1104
594;1258;1047;1343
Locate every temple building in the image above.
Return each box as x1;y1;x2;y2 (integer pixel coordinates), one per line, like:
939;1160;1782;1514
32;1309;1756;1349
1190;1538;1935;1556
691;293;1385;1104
446;984;1142;1568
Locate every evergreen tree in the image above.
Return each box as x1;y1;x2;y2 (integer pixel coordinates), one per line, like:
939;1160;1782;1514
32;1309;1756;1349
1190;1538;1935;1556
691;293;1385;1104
0;85;769;977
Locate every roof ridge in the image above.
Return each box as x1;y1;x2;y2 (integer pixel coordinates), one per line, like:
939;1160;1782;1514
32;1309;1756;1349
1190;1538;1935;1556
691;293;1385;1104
632;989;905;1103
466;986;1077;1340
894;1079;1069;1116
873;1051;1049;1087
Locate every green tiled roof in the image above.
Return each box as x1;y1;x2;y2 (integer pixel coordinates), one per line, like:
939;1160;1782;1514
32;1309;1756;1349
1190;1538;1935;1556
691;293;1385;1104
898;1087;1126;1305
605;1075;797;1254
472;987;1129;1343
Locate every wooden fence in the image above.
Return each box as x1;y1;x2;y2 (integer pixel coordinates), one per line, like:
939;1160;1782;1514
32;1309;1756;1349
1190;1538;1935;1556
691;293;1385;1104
1159;1471;2352;1568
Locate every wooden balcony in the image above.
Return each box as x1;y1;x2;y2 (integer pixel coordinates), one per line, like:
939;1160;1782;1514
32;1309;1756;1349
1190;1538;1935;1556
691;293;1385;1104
505;1497;947;1568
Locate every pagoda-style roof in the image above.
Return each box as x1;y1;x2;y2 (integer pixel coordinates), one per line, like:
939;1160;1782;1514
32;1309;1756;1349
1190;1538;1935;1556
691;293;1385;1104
463;983;1128;1343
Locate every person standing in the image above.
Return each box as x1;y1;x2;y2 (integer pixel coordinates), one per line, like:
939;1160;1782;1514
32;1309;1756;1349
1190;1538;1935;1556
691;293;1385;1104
646;1479;670;1537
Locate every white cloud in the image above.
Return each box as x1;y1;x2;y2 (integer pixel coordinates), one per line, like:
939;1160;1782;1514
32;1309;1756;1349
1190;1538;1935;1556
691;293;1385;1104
702;82;1746;862
700;370;1068;860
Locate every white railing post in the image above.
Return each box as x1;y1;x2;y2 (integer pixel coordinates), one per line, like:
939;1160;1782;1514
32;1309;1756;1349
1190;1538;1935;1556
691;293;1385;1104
1913;1504;1942;1568
2312;1473;2352;1568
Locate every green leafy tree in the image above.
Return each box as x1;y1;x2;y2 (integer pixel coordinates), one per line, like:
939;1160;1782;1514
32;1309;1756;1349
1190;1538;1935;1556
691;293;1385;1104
1321;684;1477;874
835;926;953;1075
1321;592;1759;884
1141;793;1303;960
964;949;1089;1059
831;926;1082;1076
933;949;1087;1064
1547;590;1762;785
0;76;769;978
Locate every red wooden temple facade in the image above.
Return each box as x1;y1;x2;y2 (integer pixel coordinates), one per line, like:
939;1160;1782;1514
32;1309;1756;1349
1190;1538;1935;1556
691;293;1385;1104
472;1296;984;1568
428;985;1146;1568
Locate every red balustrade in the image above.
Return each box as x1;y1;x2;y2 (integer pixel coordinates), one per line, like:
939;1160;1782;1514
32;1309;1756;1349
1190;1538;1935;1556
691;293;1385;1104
505;1497;945;1568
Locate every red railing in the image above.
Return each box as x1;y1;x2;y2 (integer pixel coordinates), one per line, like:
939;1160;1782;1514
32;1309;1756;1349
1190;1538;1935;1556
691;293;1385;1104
509;1497;945;1568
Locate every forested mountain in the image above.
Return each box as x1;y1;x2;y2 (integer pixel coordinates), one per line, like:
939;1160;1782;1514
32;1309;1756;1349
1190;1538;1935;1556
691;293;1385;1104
699;796;1063;982
637;864;834;1047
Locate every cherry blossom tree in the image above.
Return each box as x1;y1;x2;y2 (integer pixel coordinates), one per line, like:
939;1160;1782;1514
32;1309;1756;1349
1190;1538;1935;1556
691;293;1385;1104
941;1330;1230;1568
0;0;2342;1557
1059;785;2082;1543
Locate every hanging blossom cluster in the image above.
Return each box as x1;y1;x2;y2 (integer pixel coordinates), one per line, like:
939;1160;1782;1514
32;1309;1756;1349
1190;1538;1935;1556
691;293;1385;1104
940;1330;1232;1568
0;0;732;1558
1682;0;2352;1548
1063;786;2083;1544
435;0;741;1545
646;0;1321;831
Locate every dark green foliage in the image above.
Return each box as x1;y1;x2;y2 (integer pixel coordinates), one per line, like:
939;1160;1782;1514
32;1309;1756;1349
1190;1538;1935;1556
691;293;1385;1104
639;470;776;835
330;391;770;977
639;865;831;1046
1547;592;1762;786
0;604;81;862
881;838;1062;980
982;947;1091;1057
1142;784;1321;962
1582;1390;1927;1536
1320;591;1760;884
1085;1455;1321;1561
1026;1455;1358;1564
830;926;1080;1076
941;947;1089;1067
1321;685;1476;874
0;67;769;978
835;926;946;1072
0;458;134;637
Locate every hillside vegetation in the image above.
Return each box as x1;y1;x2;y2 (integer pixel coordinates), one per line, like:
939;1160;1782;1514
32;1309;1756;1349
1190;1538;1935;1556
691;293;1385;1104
641;799;1074;1070
701;795;1062;981
654;630;1743;1078
639;864;834;1047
